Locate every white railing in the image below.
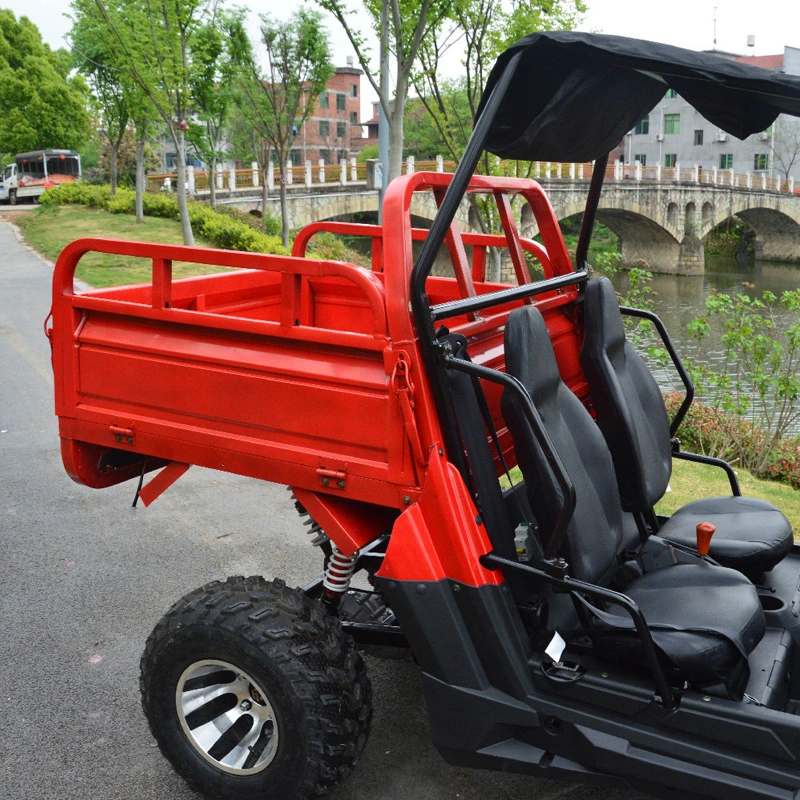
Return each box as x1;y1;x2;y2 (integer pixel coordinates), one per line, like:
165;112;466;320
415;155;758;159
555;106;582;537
148;158;797;196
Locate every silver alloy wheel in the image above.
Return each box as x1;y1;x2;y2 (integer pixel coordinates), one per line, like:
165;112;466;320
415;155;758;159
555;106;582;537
176;659;279;775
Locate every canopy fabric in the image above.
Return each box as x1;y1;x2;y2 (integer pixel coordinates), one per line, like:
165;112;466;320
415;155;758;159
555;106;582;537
479;32;800;163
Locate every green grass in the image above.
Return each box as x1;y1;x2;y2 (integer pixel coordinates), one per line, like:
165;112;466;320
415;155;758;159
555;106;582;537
503;458;800;536
656;457;800;533
16;205;232;288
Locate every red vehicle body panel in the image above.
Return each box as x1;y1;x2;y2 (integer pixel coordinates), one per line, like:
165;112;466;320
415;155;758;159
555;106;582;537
50;173;585;587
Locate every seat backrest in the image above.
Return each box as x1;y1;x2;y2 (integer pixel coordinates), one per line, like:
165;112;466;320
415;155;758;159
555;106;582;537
579;278;673;512
501;305;624;586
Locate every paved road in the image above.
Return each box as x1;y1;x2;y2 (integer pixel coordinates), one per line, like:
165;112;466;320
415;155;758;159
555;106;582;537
0;217;649;800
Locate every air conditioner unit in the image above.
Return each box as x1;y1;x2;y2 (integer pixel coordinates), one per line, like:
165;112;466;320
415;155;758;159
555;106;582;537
758;132;769;141
655;133;665;142
716;133;728;142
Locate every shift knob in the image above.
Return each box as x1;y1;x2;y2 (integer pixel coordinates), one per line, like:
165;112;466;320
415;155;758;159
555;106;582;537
696;522;716;556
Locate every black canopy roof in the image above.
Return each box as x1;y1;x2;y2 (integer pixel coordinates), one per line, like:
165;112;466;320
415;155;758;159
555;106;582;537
478;31;800;163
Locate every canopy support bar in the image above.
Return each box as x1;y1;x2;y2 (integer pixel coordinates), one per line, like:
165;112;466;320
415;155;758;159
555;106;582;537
576;153;609;272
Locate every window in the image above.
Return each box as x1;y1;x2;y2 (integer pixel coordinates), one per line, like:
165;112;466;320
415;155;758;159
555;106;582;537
634;154;646;166
634;116;649;135
336;94;346;111
319;120;329;137
664;153;677;167
350;84;358;97
319;149;330;164
319;92;329;110
665;88;678;98
664;114;680;135
290;150;301;166
694;129;704;146
754;153;769;171
719;154;733;169
350;111;358;124
337;121;346;138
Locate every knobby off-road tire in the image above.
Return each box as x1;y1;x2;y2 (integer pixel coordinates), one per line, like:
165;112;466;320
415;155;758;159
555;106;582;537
140;576;371;800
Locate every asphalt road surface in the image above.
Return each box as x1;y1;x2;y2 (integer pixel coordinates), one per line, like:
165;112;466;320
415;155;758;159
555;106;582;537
0;216;650;800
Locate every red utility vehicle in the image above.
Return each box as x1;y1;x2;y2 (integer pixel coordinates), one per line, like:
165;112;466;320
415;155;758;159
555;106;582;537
50;32;800;800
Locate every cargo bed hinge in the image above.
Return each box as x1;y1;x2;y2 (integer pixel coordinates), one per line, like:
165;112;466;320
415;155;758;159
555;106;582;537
391;352;426;469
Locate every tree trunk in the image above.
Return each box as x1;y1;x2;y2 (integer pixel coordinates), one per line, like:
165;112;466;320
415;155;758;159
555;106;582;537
110;142;118;196
135;127;145;223
209;159;217;210
387;81;408;183
174;128;195;246
262;167;269;233
279;165;289;250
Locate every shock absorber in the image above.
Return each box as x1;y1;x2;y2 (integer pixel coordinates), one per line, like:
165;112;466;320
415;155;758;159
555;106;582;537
322;546;358;607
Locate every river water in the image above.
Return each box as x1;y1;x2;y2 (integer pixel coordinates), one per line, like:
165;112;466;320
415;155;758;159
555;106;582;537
609;256;800;396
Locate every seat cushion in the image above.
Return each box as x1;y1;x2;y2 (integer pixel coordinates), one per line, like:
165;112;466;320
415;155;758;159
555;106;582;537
598;561;766;692
659;496;793;577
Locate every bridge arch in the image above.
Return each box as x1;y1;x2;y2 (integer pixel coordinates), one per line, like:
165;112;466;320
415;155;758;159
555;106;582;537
706;202;800;262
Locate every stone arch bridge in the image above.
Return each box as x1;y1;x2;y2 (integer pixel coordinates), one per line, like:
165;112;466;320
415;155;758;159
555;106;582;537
228;178;800;275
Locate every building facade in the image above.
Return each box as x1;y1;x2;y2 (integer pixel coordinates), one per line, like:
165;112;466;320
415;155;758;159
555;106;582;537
622;46;800;180
292;60;366;166
159;60;367;172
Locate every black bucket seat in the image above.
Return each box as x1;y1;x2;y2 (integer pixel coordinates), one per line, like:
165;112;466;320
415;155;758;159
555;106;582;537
501;305;765;698
579;277;792;579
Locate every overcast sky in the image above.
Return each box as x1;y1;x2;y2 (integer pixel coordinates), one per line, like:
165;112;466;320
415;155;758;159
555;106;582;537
4;0;800;118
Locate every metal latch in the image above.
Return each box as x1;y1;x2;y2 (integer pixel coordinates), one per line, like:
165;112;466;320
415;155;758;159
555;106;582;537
316;467;346;489
110;425;134;445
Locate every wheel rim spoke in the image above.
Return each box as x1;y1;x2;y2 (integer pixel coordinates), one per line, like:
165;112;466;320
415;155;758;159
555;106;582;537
207;714;255;762
176;659;279;776
184;693;238;730
242;720;274;770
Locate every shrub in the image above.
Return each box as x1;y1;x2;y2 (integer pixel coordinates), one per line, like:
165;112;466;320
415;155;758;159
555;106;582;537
686;289;800;477
39;183;287;256
665;392;800;491
304;231;371;268
215;204;281;237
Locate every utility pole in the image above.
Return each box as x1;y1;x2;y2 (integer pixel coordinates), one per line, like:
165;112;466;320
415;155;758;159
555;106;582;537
377;0;390;221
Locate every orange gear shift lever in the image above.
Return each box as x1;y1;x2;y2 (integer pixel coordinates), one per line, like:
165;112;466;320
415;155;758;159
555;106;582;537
696;522;716;556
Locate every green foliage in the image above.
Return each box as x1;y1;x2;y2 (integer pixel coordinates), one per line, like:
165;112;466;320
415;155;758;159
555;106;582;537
665;393;800;491
41;183;287;255
214;205;282;238
303;232;372;268
704;218;755;258
357;144;379;162
229;7;334;247
686;288;800;477
186;10;244;197
0;10;89;153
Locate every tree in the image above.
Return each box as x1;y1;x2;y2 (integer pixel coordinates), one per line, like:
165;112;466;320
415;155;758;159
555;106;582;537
70;9;130;194
0;10;89;156
187;10;242;210
230;9;334;248
769;119;800;181
84;0;213;246
411;0;585;277
318;0;449;184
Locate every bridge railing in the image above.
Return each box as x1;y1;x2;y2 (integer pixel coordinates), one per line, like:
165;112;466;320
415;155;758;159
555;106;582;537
144;156;798;196
146;157;372;195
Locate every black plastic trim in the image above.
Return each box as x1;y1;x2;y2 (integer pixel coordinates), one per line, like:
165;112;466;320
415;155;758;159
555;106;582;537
619;305;694;436
673;450;742;496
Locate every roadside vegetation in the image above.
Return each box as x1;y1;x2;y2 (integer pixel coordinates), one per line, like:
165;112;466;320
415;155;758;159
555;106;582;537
16;185;370;284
